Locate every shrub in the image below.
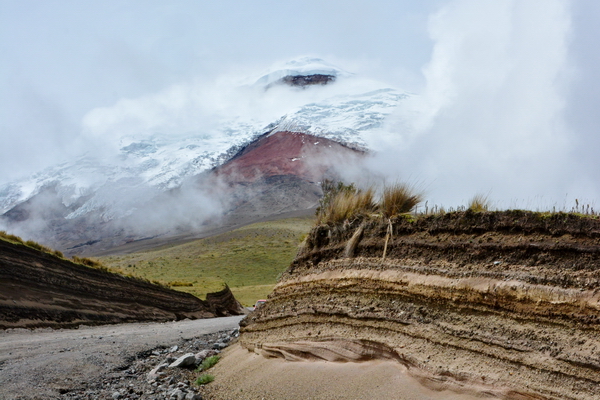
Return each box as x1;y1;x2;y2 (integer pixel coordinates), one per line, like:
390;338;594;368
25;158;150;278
198;355;220;371
195;374;215;385
379;183;423;218
468;194;491;212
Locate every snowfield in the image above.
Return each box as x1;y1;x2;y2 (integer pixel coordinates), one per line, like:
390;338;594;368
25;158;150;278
0;58;409;220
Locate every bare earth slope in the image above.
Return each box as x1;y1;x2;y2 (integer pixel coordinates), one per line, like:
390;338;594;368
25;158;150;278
240;211;600;400
0;239;245;329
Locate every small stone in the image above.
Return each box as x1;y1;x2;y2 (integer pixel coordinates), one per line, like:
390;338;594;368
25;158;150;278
169;345;179;353
112;392;122;399
185;393;203;400
169;388;185;400
147;362;169;381
212;342;227;350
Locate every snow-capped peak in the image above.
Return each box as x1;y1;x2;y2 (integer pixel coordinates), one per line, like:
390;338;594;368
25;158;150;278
0;58;410;231
253;57;352;87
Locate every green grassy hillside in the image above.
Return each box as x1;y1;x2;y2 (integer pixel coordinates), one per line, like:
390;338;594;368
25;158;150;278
100;217;314;306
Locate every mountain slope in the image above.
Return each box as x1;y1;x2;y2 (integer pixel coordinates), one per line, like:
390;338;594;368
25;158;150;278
0;58;407;253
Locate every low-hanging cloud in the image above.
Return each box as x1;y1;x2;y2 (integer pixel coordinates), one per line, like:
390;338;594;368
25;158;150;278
363;0;595;210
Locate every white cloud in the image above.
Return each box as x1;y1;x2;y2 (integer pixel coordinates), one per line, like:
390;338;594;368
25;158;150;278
367;0;589;210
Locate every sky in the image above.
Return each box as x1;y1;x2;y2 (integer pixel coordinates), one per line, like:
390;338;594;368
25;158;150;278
1;0;599;210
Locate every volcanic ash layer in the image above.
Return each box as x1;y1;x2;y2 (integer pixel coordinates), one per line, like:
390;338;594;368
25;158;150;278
0;239;245;329
240;210;600;400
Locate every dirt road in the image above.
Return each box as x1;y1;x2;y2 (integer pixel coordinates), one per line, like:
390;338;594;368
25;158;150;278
0;316;243;399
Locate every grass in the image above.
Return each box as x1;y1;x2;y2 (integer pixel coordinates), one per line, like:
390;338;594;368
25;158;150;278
100;217;314;306
468;194;491;212
380;183;423;218
195;374;215;385
198;355;220;371
316;181;375;225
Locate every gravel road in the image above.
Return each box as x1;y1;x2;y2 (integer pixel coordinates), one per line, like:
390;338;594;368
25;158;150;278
0;316;244;399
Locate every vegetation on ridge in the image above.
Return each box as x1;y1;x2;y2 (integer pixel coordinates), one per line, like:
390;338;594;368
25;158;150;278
0;230;169;288
316;180;424;225
101;217;314;306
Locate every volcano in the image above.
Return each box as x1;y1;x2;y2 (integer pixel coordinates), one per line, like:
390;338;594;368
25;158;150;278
0;58;406;254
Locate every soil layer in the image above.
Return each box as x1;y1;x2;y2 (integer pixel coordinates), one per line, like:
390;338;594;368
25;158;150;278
0;239;245;329
240;211;600;400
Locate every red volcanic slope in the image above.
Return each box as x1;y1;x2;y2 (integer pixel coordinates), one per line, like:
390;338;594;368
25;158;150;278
216;131;362;183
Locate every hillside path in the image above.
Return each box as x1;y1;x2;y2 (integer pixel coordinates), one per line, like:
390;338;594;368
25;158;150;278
0;316;243;399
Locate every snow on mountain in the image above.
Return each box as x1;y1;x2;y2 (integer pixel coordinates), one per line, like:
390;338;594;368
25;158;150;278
0;58;409;220
253;57;351;87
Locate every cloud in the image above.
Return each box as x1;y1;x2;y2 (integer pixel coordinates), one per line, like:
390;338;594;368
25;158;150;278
364;0;591;210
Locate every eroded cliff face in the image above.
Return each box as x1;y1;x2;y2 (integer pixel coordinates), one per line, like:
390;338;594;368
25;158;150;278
240;211;600;400
0;239;245;329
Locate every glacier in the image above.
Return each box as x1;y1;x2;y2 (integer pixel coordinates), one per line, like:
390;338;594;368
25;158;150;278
0;58;410;221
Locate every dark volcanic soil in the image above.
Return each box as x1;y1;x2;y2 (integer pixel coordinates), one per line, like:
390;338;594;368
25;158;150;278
0;239;245;329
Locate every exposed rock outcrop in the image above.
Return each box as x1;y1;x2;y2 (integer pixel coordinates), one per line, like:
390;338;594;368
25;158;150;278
0;239;245;329
240;210;600;400
274;74;336;88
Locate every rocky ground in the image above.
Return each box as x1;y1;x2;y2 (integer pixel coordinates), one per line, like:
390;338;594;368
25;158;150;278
0;317;243;400
58;329;238;400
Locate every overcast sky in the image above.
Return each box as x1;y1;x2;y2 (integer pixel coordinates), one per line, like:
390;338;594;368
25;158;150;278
1;0;599;210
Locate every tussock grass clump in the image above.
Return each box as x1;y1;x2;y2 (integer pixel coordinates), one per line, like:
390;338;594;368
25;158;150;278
318;188;375;225
316;180;375;225
468;194;491;212
72;255;105;270
195;374;215;385
380;183;423;218
0;231;25;244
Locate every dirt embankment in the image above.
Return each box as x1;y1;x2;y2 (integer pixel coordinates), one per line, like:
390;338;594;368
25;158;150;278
0;239;245;329
240;210;600;400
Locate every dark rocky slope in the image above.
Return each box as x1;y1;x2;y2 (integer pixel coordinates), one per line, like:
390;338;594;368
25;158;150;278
0;239;245;329
240;210;600;400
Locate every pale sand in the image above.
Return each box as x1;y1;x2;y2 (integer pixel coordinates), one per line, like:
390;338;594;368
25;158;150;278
203;344;489;400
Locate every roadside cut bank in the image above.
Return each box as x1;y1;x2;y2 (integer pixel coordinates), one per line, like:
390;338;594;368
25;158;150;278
0;238;245;329
239;210;600;400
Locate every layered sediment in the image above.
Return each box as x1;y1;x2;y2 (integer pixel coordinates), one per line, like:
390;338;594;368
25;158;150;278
0;239;245;329
240;210;600;400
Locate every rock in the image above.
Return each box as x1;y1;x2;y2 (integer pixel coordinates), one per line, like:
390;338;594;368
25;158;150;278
111;392;122;399
169;353;196;368
169;345;179;353
147;362;169;381
185;393;203;400
169;388;186;400
212;341;228;350
194;349;219;363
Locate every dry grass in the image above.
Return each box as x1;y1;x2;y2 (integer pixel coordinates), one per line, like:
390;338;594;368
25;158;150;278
468;194;491;212
318;187;375;225
379;183;423;218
